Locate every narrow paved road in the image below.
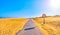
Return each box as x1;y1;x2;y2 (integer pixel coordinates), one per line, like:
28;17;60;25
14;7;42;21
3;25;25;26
16;19;44;35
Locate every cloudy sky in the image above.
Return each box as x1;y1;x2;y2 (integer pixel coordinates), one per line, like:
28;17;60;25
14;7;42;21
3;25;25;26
0;0;60;18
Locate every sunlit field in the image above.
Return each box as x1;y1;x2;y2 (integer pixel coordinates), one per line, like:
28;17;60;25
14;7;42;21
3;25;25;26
33;16;60;35
0;16;60;35
0;18;28;35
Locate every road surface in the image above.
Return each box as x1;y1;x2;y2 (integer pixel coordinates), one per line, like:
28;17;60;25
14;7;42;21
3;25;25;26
16;19;44;35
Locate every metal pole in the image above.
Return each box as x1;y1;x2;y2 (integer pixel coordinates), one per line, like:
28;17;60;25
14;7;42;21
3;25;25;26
43;18;45;24
44;18;45;24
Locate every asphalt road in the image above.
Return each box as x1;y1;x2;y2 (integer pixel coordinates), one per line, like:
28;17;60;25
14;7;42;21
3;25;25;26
16;19;44;35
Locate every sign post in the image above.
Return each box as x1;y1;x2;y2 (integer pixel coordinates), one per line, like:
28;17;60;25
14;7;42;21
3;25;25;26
42;14;46;24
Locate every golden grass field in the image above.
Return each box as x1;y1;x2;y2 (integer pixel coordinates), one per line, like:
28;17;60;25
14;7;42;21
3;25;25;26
0;16;60;35
0;18;28;35
33;16;60;35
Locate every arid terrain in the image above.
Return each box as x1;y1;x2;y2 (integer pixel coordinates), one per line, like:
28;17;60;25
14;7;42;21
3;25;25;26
0;16;60;35
33;16;60;35
0;18;28;35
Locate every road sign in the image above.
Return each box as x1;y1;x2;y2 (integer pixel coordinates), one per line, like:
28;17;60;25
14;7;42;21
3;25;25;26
42;14;46;18
42;14;46;24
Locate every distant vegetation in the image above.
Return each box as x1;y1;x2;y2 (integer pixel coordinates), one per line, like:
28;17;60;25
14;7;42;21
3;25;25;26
54;15;60;17
36;15;60;18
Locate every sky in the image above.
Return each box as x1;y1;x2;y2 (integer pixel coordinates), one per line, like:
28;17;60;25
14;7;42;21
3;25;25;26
0;0;60;18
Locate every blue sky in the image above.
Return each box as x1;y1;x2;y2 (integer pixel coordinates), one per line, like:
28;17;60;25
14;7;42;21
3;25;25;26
0;0;60;18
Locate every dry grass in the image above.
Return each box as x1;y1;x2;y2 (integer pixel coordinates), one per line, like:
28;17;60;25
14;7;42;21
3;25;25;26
0;18;28;35
0;17;60;35
33;17;60;35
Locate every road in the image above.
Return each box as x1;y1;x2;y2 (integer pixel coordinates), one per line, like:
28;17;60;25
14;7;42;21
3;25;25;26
16;19;44;35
